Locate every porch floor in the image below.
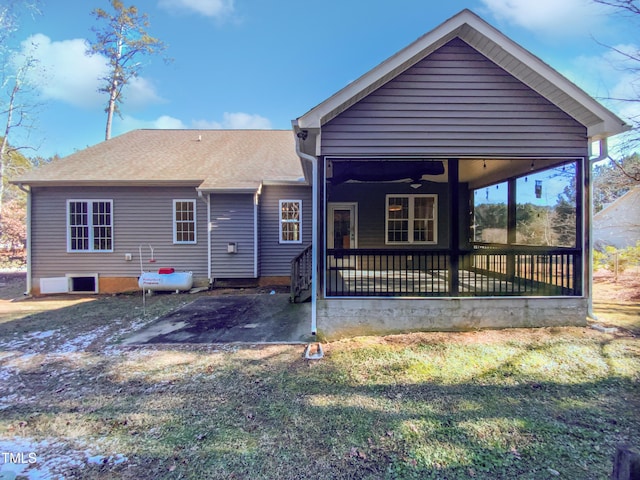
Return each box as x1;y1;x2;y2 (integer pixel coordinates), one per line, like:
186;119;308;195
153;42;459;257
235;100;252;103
327;269;521;296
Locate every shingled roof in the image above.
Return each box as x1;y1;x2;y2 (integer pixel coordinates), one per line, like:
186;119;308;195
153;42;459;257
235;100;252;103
12;129;304;192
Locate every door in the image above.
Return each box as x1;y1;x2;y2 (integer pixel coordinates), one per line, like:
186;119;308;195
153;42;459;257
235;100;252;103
328;203;357;268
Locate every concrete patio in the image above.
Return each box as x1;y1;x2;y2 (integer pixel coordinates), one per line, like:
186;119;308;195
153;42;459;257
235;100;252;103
123;293;313;345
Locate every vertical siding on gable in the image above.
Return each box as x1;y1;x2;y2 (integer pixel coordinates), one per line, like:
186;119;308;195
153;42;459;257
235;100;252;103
210;194;256;278
321;38;588;158
259;185;312;276
30;186;208;281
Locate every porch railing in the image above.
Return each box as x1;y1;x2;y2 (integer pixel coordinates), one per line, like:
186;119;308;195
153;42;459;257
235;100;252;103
326;246;580;297
290;244;313;303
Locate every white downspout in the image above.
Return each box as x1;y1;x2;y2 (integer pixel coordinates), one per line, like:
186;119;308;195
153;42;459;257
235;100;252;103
587;138;610;321
17;184;31;295
198;190;213;286
294;132;318;336
254;190;259;279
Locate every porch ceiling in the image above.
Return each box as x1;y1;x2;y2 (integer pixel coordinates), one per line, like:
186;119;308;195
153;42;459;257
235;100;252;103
329;158;574;188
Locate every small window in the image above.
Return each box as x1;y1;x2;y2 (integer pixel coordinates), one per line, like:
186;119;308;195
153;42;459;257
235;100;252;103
67;200;113;252
386;195;437;244
173;200;197;244
279;200;302;244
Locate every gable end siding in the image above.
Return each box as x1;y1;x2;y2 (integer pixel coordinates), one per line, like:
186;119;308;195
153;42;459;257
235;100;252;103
321;38;588;158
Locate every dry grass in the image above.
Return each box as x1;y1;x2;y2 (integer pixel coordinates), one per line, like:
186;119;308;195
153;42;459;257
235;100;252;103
0;271;638;479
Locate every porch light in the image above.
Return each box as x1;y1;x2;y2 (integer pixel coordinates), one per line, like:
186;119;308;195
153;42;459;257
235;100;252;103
410;182;422;189
388;204;403;212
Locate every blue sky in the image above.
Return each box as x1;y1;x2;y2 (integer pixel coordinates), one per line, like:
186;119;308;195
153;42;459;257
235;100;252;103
6;0;639;159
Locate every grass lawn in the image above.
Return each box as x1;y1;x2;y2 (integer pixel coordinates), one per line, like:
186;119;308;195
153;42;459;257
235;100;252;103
0;271;638;479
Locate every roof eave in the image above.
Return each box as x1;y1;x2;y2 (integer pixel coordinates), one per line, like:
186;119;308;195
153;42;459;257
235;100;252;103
10;179;204;188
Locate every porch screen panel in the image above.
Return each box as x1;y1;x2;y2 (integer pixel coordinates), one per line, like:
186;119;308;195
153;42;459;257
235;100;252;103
387;197;409;242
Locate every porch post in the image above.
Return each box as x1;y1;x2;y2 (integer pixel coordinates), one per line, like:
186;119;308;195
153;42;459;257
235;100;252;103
448;158;459;296
506;178;517;281
576;158;585;295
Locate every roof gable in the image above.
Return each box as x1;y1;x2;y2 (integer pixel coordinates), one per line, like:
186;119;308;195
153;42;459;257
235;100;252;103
295;9;629;141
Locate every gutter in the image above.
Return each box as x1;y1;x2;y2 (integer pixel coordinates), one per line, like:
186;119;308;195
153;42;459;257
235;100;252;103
293;126;318;336
16;184;31;295
587;138;610;321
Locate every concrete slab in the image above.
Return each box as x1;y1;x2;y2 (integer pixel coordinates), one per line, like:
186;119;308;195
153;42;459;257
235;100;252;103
123;294;313;345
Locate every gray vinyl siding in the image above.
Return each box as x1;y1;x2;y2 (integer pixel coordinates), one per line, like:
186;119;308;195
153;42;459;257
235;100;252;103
259;185;312;276
30;186;208;281
210;193;256;278
321;38;588;158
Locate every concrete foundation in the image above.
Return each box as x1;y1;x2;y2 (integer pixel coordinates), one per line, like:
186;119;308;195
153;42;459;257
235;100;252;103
31;275;209;295
317;297;587;340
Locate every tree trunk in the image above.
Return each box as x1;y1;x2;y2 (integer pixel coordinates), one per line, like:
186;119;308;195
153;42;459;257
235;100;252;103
0;80;19;221
104;77;118;141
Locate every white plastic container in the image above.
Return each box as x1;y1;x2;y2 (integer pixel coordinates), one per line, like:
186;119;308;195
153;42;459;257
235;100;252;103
138;271;193;292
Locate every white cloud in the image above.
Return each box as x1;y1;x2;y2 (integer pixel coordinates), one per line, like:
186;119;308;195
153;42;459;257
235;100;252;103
117;114;187;132
125;76;165;108
157;0;234;18
13;33;164;109
192;112;272;129
113;111;272;138
13;34;106;108
480;0;610;37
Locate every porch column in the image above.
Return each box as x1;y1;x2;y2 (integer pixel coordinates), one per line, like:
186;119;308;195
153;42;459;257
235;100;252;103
448;158;459;296
576;158;585;295
506;178;517;280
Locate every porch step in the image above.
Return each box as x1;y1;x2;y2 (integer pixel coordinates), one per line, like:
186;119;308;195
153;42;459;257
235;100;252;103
292;287;311;303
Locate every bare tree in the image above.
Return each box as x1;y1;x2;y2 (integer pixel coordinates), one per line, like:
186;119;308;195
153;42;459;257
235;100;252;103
87;0;167;140
593;0;640;170
0;0;42;219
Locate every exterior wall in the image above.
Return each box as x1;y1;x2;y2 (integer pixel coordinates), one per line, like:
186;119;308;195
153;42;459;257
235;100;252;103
259;184;313;276
210;193;257;278
30;186;208;293
321;38;588;158
317;297;587;340
328;180;470;249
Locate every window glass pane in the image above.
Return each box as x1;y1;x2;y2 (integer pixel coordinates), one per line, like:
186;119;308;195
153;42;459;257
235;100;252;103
472;183;508;243
69;201;112;251
280;201;301;242
174;201;195;243
387;197;409;243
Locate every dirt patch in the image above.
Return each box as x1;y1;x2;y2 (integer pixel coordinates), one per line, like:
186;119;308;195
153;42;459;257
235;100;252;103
0;271;27;301
593;267;640;303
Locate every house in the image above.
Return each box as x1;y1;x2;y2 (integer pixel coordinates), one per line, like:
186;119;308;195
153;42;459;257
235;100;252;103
12;129;312;294
593;186;640;250
13;10;628;339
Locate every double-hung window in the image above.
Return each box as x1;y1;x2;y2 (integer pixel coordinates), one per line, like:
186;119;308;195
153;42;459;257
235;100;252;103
279;200;302;244
67;200;113;252
386;194;437;244
173;199;197;244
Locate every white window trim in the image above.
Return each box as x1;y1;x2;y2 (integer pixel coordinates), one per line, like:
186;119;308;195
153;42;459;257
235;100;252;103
279;199;303;244
66;199;114;253
173;199;197;244
385;194;438;245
